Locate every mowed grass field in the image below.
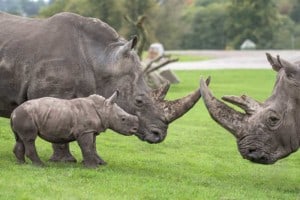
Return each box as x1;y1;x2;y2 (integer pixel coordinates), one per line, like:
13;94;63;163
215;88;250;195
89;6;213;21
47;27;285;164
0;69;300;200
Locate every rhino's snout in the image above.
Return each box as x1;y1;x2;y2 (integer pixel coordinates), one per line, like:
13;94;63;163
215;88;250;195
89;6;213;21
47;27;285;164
129;116;139;134
240;147;275;164
130;124;138;134
143;128;166;144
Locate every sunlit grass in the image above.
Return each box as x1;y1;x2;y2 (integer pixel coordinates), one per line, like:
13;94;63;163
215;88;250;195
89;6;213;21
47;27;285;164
0;69;299;199
141;52;210;62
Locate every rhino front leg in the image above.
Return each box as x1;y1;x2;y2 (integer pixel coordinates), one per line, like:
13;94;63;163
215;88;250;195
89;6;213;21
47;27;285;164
77;133;99;168
49;143;77;163
93;134;107;165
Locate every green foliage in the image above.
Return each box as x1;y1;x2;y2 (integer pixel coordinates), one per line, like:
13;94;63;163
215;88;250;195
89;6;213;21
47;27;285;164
290;0;300;22
4;0;300;49
39;0;123;30
0;0;46;16
226;0;280;49
152;0;187;49
181;3;228;49
1;70;300;199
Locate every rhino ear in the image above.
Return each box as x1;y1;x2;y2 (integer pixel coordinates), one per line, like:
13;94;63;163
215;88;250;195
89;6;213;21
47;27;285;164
130;35;138;49
266;53;282;72
107;91;119;104
276;55;299;77
120;36;138;56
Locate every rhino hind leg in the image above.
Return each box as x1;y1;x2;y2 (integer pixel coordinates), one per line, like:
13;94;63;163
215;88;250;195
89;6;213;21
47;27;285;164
23;140;44;166
11;108;44;166
12;134;25;164
77;133;100;168
49;143;77;163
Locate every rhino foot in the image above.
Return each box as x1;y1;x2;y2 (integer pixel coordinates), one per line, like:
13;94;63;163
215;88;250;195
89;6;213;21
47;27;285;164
49;143;77;163
49;154;77;163
96;155;107;165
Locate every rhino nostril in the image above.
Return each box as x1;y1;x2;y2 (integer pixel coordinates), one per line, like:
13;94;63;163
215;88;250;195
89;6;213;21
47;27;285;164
151;130;162;139
248;148;256;154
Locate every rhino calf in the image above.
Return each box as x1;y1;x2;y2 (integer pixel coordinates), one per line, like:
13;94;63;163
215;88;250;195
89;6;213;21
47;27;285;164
10;92;139;168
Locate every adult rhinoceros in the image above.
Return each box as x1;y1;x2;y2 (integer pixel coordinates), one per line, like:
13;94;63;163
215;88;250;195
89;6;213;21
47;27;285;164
0;12;203;162
200;53;300;164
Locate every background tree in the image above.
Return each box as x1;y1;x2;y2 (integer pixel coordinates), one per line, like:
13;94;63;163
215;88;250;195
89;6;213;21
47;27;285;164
152;0;187;49
2;0;300;50
226;0;280;49
181;2;228;49
0;0;46;16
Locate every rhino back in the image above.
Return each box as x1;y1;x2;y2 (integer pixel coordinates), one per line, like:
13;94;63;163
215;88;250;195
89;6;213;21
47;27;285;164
0;12;121;117
19;97;103;142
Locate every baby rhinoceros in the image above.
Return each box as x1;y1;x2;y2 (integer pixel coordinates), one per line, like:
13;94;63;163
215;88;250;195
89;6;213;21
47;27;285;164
10;91;139;168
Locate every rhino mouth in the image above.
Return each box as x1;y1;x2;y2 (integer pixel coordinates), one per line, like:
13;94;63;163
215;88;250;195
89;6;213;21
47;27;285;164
238;136;276;164
134;126;167;144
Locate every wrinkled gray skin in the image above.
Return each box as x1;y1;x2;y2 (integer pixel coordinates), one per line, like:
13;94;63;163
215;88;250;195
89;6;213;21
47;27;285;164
11;92;139;168
200;53;300;164
0;12;203;162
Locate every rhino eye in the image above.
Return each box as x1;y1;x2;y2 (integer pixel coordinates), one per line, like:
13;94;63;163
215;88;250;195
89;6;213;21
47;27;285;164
135;97;144;107
268;116;280;127
286;73;294;79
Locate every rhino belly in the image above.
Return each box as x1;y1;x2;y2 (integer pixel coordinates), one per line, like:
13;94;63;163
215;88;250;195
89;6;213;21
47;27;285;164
36;114;76;143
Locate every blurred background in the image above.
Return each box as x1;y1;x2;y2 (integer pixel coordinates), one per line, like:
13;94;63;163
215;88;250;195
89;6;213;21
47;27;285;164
0;0;300;50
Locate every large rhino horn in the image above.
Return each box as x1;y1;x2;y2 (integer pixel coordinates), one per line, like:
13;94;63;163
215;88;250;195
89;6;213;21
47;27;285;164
200;78;246;138
163;77;211;123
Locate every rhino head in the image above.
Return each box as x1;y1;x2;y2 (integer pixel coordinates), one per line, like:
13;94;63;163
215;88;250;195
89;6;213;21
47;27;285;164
89;91;139;136
97;36;207;144
200;53;300;164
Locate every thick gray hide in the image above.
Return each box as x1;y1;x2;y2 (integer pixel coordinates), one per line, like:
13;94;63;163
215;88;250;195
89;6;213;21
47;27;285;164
200;53;300;164
0;12;203;162
10;93;139;167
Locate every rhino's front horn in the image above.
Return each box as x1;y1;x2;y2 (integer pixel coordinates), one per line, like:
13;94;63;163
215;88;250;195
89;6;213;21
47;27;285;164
200;78;245;138
163;77;210;123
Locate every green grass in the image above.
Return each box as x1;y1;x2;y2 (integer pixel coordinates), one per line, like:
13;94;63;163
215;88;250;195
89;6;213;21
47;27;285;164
1;69;300;199
170;54;210;62
142;52;210;62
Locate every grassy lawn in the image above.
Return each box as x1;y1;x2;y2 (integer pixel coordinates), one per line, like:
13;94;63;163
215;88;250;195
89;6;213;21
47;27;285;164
142;52;209;62
170;54;210;62
0;69;300;199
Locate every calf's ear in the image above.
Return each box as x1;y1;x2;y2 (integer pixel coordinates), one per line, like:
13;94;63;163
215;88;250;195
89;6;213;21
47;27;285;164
107;91;119;104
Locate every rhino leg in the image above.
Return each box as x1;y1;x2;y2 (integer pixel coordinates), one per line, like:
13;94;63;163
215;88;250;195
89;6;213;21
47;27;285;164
12;126;25;164
13;138;25;164
49;143;77;163
11;107;43;166
77;133;99;168
23;140;44;166
93;134;107;165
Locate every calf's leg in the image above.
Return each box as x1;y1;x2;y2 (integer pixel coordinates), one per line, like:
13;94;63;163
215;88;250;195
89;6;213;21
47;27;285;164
92;135;106;165
23;139;44;166
11;107;43;166
13;136;25;164
50;143;77;163
77;133;99;168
